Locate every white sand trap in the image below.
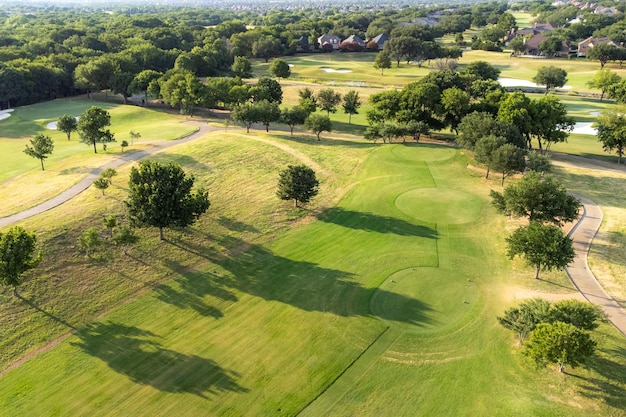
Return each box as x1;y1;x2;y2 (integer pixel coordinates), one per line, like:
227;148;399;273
0;109;14;115
288;64;294;67
590;111;601;116
571;122;597;135
498;77;572;90
0;108;14;121
320;67;352;73
47;116;79;130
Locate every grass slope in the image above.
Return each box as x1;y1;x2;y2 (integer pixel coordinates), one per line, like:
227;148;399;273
0;129;624;416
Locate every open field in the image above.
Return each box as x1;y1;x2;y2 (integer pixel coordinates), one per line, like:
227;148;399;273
0;99;198;217
0;122;625;415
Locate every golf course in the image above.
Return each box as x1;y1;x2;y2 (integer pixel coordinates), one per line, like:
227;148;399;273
1;49;626;416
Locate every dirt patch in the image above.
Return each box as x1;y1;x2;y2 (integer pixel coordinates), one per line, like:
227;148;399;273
513;288;586;302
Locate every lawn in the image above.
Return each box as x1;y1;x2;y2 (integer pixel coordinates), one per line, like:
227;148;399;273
0;125;625;415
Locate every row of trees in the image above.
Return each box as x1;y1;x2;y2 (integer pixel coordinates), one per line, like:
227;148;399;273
499;298;604;372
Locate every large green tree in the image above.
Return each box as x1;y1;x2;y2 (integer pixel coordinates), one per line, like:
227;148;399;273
24;134;54;171
587;69;621;101
305;114;332;141
269;58;291;79
506;221;575;279
232;56;253;78
77;106;115;154
280;106;309;136
126;160;210;240
0;226;41;296
595;109;626;164
490;143;526;186
317;88;342;115
342;90;362;124
523;322;596;373
490;171;581;225
373;50;392;75
498;298;552;345
57;114;78;140
474;135;506;179
276;164;319;208
231;102;260;133
533;66;568;94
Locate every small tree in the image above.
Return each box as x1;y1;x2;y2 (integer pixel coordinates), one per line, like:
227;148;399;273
129;130;141;145
57;115;78;140
112;226;139;255
317;88;342;115
78;227;103;258
374;51;392;75
101;168;117;184
298;87;317;113
24;134;54;171
587;69;621;101
523;322;596;373
103;215;117;238
93;177;110;195
533;66;568;95
526;152;552;175
231;102;260;133
126;160;210;240
506;221;575;279
490;143;526;186
280;106;309;136
269;58;291;79
550;299;605;330
232;56;253;78
277;164;319;208
0;227;41;296
305;114;332;141
342;90;362;124
595;109;626;164
498;298;552;345
474;135;506;179
255;100;281;132
78;106;115;154
121;140;129;152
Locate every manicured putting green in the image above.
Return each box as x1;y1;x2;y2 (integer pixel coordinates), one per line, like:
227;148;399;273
391;145;456;162
370;267;478;332
395;188;483;224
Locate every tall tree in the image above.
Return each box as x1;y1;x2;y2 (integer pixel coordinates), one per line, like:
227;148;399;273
587;43;619;69
498;298;552;345
130;69;162;106
441;87;470;134
250;77;283;104
317;88;342;115
231;102;260;133
276;164;319;208
24;134;54;171
305;114;332;141
255;100;281;132
298;87;317;113
587;69;621;101
549;299;605;331
523;322;596;373
109;71;135;104
126;160;210;240
57;114;78;140
474;135;506;179
159;71;206;115
78;106;115;154
373;50;392;75
506;221;575;279
280;106;309;136
533;66;568;94
269;59;291;79
490;171;580;225
490;143;526;186
530;95;574;152
0;226;41;296
595;109;626;164
232;56;253;78
342;90;362;124
252;36;282;63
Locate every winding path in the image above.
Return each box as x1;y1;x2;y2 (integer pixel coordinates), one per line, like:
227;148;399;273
0;121;214;228
566;197;626;337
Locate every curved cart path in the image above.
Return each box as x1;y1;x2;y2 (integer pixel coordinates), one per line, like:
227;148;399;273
566;196;626;337
0;121;214;228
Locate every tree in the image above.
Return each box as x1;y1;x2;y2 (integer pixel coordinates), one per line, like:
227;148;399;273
461;60;501;81
523;322;596;373
497;92;533;149
506;221;575;279
490;171;581;225
250;77;282;104
441;87;471;134
159;71;206;115
0;227;41;296
78;227;103;258
101;168;117;184
269;59;291;79
530;95;574;152
490;143;526;186
121;140;129;152
509;36;526;56
373;50;392;75
498;298;552;345
305;114;332;141
112;226;139;255
129;130;141;145
533;66;568;94
317;88;342;115
103;215;117;238
126;160;210;240
24;134;54;171
252;36;282;63
276;164;319;208
342;90;362;124
109;71;135;104
93;177;110;195
280;106;309;136
255;100;281;132
78;106;115;154
130;70;163;106
474;135;506;179
587;69;621;101
595;109;626;164
587;43;619;69
526;152;552;175
231;102;260;133
298;87;317;113
550;299;605;331
57;115;78;140
232;56;252;78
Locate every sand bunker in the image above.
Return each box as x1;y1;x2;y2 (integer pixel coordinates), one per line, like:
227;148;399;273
0;109;14;121
571;122;597;135
47;116;79;130
498;77;571;90
320;67;352;73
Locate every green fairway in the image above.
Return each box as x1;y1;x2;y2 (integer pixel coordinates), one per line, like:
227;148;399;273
1;127;625;416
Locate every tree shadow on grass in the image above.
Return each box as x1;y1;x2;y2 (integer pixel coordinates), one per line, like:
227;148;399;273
72;322;247;397
16;293;77;330
573;343;626;409
217;216;259;234
317;207;437;238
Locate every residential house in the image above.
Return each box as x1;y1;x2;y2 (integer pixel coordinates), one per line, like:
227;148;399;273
342;34;366;48
524;33;570;56
371;33;389;50
317;34;341;50
504;22;556;45
577;36;617;57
